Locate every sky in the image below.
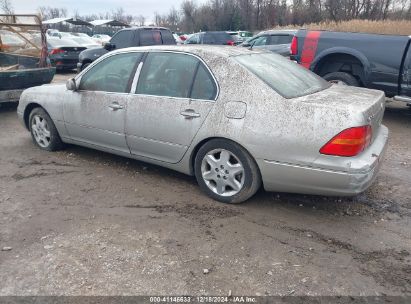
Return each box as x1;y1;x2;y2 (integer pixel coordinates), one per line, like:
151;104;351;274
11;0;193;21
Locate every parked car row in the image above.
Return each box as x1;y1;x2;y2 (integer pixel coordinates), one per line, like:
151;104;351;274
43;26;411;108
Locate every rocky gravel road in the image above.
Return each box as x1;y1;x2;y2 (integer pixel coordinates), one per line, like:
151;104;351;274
0;75;410;296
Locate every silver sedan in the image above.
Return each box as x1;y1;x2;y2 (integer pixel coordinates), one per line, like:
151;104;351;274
17;45;388;203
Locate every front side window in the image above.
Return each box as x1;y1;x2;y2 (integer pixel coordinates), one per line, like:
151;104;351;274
136;52;199;98
110;31;133;49
79;52;142;93
252;35;268;46
233;53;330;99
191;64;217;100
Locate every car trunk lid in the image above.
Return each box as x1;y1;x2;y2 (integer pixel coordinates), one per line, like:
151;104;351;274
294;84;385;142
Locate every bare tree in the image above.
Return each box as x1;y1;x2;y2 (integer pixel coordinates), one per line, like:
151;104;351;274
136;14;146;26
1;0;14;14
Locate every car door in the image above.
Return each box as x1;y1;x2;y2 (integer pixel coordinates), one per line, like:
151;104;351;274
63;52;142;153
400;43;411;97
125;51;218;163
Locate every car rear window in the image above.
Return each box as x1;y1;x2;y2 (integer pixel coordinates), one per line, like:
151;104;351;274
233;53;330;99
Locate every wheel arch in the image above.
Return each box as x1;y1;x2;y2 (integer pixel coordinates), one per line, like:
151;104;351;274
189;136;259;176
311;48;371;86
23;103;49;130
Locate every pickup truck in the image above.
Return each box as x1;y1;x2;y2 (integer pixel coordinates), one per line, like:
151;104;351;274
290;30;411;105
77;26;176;71
1;14;55;103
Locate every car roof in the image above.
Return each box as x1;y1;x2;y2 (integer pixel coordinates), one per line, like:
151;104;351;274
110;45;268;58
120;26;171;31
258;29;297;35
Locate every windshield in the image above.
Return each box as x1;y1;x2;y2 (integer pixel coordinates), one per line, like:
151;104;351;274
233;53;330;99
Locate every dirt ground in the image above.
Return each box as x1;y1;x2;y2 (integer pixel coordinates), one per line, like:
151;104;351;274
0;73;410;296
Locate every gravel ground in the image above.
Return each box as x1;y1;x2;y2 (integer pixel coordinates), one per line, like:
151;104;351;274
0;73;410;296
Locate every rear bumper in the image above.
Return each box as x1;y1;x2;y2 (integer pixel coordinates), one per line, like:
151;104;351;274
50;58;78;70
258;125;389;196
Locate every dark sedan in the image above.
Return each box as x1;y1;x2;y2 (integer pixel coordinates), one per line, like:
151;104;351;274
48;38;86;71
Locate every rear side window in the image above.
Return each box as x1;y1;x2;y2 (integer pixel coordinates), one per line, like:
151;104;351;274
110;31;133;49
136;52;199;98
203;32;232;45
79;52;142;93
139;30;163;46
233;53;330;99
160;30;176;45
269;35;293;45
191;64;217;100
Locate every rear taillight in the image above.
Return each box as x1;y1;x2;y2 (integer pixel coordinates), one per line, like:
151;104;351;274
226;40;235;46
49;48;64;55
319;126;372;157
290;36;298;55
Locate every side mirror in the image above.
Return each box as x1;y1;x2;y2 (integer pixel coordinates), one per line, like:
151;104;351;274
103;42;115;51
66;78;77;91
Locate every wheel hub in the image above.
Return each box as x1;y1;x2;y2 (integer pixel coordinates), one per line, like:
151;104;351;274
201;148;245;197
31;115;51;148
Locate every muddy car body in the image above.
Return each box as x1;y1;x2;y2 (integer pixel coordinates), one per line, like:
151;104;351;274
17;46;388;203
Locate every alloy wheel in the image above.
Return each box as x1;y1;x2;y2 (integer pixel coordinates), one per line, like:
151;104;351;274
201;149;245;197
31;115;51;148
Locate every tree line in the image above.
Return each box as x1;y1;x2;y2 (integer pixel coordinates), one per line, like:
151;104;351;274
2;0;411;33
159;0;411;32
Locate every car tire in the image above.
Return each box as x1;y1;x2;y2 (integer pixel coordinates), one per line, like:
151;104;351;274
29;107;63;151
194;139;261;204
323;72;359;86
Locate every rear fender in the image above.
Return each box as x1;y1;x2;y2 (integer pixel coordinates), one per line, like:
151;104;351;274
312;47;371;86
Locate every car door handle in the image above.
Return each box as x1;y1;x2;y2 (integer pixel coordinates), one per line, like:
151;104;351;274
108;103;124;111
180;109;200;118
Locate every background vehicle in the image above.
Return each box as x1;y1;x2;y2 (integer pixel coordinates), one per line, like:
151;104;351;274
0;14;55;103
91;34;111;45
184;31;235;45
47;37;86;71
241;29;296;56
173;33;183;45
69;35;100;48
77;27;175;71
227;31;253;44
290;29;411;105
18;46;387;203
